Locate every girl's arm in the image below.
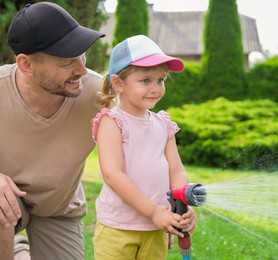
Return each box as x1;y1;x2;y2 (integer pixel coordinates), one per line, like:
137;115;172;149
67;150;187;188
165;136;196;234
165;136;189;189
96;116;185;237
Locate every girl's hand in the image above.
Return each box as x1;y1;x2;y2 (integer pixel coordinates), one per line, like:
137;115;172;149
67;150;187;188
151;205;185;238
180;206;196;235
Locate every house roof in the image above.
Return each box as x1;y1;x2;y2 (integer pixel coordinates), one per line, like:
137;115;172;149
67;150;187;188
100;11;262;55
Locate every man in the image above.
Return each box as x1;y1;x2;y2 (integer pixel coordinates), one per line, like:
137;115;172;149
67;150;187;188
0;2;104;259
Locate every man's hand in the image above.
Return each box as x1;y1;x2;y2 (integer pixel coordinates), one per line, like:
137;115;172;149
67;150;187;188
0;173;26;227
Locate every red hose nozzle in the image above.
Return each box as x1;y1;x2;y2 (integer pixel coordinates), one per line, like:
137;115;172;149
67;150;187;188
171;184;189;204
168;183;207;207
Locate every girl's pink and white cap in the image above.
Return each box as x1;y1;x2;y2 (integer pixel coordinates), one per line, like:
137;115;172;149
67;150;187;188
108;35;184;77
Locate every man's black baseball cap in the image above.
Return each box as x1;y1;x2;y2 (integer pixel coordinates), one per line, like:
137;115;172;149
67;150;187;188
7;2;105;58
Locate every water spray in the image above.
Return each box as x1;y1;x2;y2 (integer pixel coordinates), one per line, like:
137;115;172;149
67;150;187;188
167;183;207;260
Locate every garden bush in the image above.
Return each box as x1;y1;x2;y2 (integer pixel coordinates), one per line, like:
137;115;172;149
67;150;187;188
168;97;278;171
154;56;278;113
153;61;203;112
246;56;278;103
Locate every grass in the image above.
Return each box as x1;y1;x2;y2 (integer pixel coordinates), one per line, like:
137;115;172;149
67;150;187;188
18;150;277;259
83;150;278;259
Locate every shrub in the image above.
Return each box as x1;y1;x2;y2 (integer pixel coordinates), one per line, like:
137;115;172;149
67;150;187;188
154;61;203;112
247;56;278;103
230;142;278;172
168;97;278;171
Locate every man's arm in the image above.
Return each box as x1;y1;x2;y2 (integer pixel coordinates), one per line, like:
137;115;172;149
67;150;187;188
0;225;14;260
0;174;27;259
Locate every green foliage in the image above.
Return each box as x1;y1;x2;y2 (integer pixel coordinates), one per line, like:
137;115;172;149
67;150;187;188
153;61;204;112
0;0;108;72
0;1;17;64
202;0;246;100
231;143;278;172
247;56;278;103
113;0;148;46
168;97;278;171
153;55;278;110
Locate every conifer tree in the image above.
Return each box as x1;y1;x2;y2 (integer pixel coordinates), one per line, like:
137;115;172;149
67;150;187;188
113;0;149;46
202;0;246;100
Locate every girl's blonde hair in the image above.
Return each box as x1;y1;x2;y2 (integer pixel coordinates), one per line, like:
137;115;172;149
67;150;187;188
97;64;168;108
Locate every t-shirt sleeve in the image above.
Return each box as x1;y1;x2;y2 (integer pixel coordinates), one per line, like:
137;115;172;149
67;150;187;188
92;108;125;142
157;110;180;140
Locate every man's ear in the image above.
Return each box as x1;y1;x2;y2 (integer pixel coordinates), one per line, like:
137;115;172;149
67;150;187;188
110;74;124;93
16;54;34;76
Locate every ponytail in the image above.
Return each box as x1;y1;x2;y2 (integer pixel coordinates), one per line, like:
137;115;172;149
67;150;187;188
97;74;118;108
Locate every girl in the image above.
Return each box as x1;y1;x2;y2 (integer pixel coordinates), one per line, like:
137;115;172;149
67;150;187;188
92;35;196;259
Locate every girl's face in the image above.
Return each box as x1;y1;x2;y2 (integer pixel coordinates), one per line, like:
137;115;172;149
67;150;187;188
115;66;167;117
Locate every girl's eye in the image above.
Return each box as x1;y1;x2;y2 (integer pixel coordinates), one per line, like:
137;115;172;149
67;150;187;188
158;78;165;84
141;79;150;84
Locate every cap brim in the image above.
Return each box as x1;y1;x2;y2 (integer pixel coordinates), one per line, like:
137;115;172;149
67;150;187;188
42;26;105;58
130;53;184;72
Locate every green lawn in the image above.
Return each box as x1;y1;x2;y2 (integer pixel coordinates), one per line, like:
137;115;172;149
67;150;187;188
83;150;278;259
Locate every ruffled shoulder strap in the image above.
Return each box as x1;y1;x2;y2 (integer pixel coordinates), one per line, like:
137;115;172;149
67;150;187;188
92;107;126;142
157;110;180;140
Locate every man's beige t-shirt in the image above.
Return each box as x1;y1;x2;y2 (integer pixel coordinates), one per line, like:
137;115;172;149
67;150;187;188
0;64;101;218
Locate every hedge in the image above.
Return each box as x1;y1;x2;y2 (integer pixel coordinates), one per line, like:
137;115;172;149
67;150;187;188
154;56;278;112
168;97;278;172
153;61;203;112
247;56;278;103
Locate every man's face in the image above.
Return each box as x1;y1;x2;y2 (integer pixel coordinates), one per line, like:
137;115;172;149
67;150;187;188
30;52;87;98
